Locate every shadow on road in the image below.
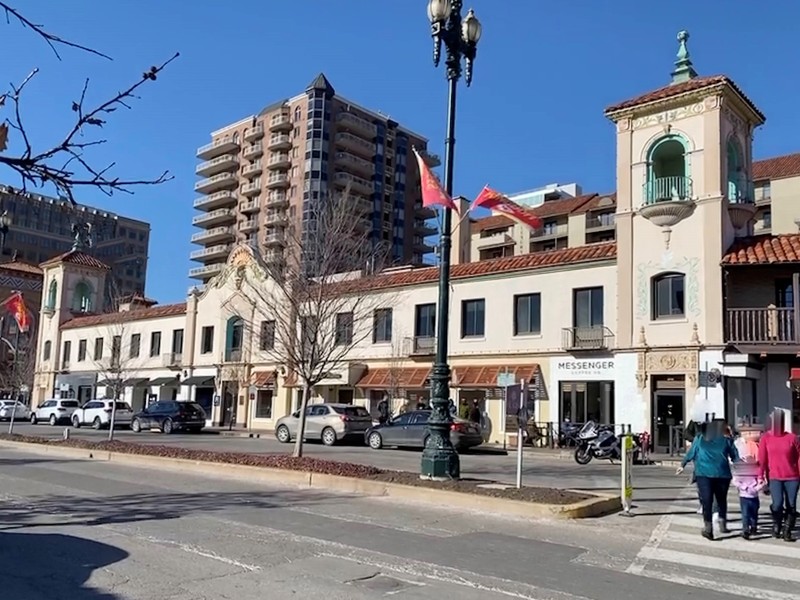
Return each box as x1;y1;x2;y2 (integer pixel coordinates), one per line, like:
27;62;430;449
0;531;128;599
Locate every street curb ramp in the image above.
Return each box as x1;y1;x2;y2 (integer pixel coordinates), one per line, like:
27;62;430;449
0;440;621;519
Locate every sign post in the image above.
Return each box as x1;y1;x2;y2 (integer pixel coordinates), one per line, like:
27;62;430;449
497;370;516;452
517;379;529;489
620;431;634;516
504;382;523;489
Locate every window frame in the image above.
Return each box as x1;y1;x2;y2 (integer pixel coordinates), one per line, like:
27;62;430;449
130;333;141;358
77;339;87;362
651;273;686;320
200;326;214;354
93;337;104;361
414;303;436;338
460;298;486;338
150;331;162;358
334;312;354;347
572;286;604;329
513;293;541;336
372;308;393;344
259;320;276;351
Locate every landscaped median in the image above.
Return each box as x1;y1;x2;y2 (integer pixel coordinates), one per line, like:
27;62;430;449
0;434;620;519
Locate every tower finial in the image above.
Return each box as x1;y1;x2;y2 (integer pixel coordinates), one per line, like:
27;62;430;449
71;222;92;251
671;30;697;84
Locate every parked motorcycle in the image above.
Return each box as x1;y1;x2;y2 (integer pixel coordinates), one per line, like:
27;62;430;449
557;421;584;448
574;421;640;465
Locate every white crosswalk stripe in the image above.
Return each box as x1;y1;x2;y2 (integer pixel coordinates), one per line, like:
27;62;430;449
626;486;800;600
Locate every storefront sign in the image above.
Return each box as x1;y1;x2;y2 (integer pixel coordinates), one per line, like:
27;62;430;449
505;384;521;430
553;358;615;379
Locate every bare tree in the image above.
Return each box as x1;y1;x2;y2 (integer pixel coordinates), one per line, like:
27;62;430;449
0;3;177;201
246;191;394;457
384;334;407;417
0;325;35;433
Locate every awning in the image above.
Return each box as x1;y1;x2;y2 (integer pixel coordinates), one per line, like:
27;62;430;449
453;364;541;388
122;377;150;386
181;376;215;386
96;378;122;386
150;376;179;386
355;367;431;389
251;371;276;388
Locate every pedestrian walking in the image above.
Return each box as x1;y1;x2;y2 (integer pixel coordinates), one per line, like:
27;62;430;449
733;468;765;540
468;399;481;425
377;397;389;425
676;421;740;540
758;410;800;541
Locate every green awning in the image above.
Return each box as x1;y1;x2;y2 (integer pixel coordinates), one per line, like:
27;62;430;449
96;378;122;386
123;377;150;386
181;376;215;386
149;377;179;386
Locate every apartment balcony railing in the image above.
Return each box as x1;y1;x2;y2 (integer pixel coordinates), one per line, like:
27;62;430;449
403;336;436;357
197;135;240;160
643;175;694;205
531;223;569;240
194;172;238;194
416;204;436;219
193;190;237;211
476;232;514;249
265;210;287;226
267;134;291;150
586;214;616;231
242;161;262;178
196;154;238;177
334;172;373;196
225;349;243;362
727;177;755;205
239;198;261;214
162;352;183;369
192;208;236;228
266;173;290;189
191;226;235;245
188;263;225;279
267;153;291;170
269;113;292;131
238;220;259;233
725;307;797;346
334;151;375;178
416;221;437;236
263;249;284;264
241;180;261;196
265;191;288;208
562;326;614;351
243;143;263;159
336;111;377;137
190;244;231;261
335;132;376;159
264;230;286;246
244;125;264;142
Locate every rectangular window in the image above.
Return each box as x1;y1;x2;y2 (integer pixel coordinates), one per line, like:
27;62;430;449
300;315;317;354
461;299;485;338
514;293;541;335
62;340;71;368
255;390;273;419
372;308;392;343
111;335;122;365
200;326;214;354
77;339;87;362
43;341;51;361
150;331;161;357
259;320;275;351
94;337;104;361
130;333;141;358
414;303;436;338
335;312;354;346
573;287;604;328
172;329;184;355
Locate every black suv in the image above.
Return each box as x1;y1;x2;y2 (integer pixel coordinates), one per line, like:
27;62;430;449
130;401;206;434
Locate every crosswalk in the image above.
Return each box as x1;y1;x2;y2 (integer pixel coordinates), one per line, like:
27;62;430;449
626;487;800;599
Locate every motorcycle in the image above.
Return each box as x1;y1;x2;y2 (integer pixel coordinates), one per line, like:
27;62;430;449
574;421;640;465
557;421;584;448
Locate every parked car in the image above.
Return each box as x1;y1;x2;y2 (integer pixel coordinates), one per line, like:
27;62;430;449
71;400;134;430
30;399;80;425
130;401;206;434
364;410;483;451
275;403;373;446
0;400;29;421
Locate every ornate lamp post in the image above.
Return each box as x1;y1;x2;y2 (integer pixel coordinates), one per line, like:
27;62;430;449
0;211;12;257
421;0;481;480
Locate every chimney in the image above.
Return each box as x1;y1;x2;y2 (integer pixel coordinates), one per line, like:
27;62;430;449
450;196;471;266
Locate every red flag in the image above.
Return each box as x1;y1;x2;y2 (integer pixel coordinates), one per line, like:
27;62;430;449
1;292;30;333
470;185;543;230
412;147;459;213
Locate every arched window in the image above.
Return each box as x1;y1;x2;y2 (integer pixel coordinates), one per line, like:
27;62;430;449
72;281;92;313
645;135;691;204
43;340;51;361
46;279;58;310
727;139;745;203
225;316;244;361
652;272;686;319
294;106;302;123
232;131;240;144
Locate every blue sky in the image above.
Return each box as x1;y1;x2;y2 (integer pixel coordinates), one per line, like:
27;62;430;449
1;1;798;303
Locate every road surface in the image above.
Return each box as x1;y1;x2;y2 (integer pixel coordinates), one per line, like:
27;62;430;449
1;444;799;599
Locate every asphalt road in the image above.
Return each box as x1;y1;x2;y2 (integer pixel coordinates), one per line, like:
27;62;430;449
1;445;792;600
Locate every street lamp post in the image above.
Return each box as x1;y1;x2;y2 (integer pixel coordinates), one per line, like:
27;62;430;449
421;0;481;480
0;211;11;257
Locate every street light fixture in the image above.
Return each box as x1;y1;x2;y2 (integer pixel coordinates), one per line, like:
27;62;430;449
421;0;481;480
0;211;11;256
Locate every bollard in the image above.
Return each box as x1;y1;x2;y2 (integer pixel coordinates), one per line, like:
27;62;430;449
63;427;70;440
620;432;634;517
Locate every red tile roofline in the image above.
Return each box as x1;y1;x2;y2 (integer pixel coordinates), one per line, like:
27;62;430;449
61;302;187;330
721;235;800;266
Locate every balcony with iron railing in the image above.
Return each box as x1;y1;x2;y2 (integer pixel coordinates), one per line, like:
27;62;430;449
336;111;377;137
334;151;374;177
240;198;261;214
264;230;286;246
726;306;798;349
242;161;262;178
267;153;291;170
268;134;291;150
238;219;259;233
196;154;238;177
403;336;436;356
197;135;240;160
161;352;183;368
243;142;263;159
193;190;237;211
476;230;515;250
244;125;264;142
334;172;373;196
190;244;231;262
191;226;235;245
269;113;292;131
265;210;287;226
266;191;288;208
415;221;437;236
726;176;757;229
561;326;614;351
266;173;290;188
643;176;694;205
264;249;284;263
241;180;262;196
188;263;225;279
335;132;376;159
531;223;569;240
416;204;436;219
194;172;238;194
192;208;236;228
585;213;616;232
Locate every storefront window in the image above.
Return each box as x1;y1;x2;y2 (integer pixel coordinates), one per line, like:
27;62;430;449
559;381;614;424
256;390;273;419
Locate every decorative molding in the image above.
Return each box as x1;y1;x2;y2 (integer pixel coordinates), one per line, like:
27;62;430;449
722;105;745;138
636;349;699;390
635;256;701;319
631;102;705;130
0;275;42;291
617;118;632;133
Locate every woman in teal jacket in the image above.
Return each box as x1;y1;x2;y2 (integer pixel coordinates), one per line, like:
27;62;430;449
677;421;740;540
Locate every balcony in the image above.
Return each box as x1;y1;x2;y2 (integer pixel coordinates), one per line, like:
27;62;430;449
266;191;288;208
334;172;373;196
241;180;261;196
267;153;291;170
197;135;240;160
335;132;376;159
531;223;569;240
188;263;225;280
727;177;757;229
413;237;432;253
586;214;616;232
336;111;377;138
562;326;614;351
415;221;437;236
196;154;238;177
264;230;286;246
266;173;290;189
192;208;236;228
476;231;514;250
269;113;292;131
191;226;235;245
265;210;287;226
161;352;183;369
244;125;264;142
640;176;695;228
194;172;238;195
263;249;284;264
193;190;237;211
267;134;291;150
416;204;436;219
726;307;798;350
240;198;261;214
239;220;259;233
242;161;262;178
243;143;263;159
335;151;374;178
190;244;231;262
404;336;435;357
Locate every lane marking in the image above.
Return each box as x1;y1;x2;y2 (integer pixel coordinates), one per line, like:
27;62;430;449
634;569;800;600
664;530;800;560
286;505;456;538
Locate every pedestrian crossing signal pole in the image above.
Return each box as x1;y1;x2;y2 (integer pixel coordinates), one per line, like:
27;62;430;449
621;425;634;517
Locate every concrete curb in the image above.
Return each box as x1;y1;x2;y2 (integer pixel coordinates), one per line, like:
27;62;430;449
0;440;620;519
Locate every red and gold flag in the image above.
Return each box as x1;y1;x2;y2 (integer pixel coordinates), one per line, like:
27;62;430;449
2;292;31;333
412;147;459;213
470;185;543;230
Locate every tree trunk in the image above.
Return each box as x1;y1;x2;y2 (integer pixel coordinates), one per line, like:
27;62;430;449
292;383;312;458
108;386;118;442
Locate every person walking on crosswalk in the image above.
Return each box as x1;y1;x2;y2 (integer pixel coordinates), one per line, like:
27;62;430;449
758;410;800;542
676;420;740;540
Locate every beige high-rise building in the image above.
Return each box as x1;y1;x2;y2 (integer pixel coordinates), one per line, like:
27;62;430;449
190;74;438;284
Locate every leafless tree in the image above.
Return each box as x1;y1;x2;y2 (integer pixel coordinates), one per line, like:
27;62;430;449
246;191;395;457
384;334;407;417
0;3;178;201
0;324;35;433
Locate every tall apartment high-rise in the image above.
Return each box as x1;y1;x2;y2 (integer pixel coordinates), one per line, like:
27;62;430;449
0;185;150;295
191;73;438;284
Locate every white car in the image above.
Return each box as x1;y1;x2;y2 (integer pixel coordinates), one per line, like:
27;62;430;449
0;400;29;421
71;400;134;430
31;399;80;425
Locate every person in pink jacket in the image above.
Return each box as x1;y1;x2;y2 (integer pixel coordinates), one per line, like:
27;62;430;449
758;411;800;541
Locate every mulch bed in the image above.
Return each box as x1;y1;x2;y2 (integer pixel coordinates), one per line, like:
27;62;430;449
0;433;591;505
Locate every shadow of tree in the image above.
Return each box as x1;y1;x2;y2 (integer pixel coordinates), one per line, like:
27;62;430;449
0;532;128;599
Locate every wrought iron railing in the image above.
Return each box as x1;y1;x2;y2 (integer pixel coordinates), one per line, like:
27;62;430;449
643;175;693;204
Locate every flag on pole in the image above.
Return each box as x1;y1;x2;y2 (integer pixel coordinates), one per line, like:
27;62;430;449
470;185;543;230
1;292;31;333
412;147;459;213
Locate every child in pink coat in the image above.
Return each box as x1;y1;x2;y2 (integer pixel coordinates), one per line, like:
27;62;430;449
732;426;765;539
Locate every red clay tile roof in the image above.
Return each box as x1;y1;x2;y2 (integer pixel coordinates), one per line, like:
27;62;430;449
604;75;765;123
40;250;110;271
453;364;541;388
0;260;43;276
722;235;800;265
355;367;431;389
252;371;276;387
61;302;187;330
528;193;598;219
752;153;800;182
573;193;616;215
470;215;514;234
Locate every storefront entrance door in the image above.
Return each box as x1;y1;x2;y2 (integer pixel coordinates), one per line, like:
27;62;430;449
559;381;614;424
653;390;684;452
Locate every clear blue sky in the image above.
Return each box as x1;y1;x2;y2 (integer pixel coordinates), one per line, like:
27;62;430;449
2;1;798;303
